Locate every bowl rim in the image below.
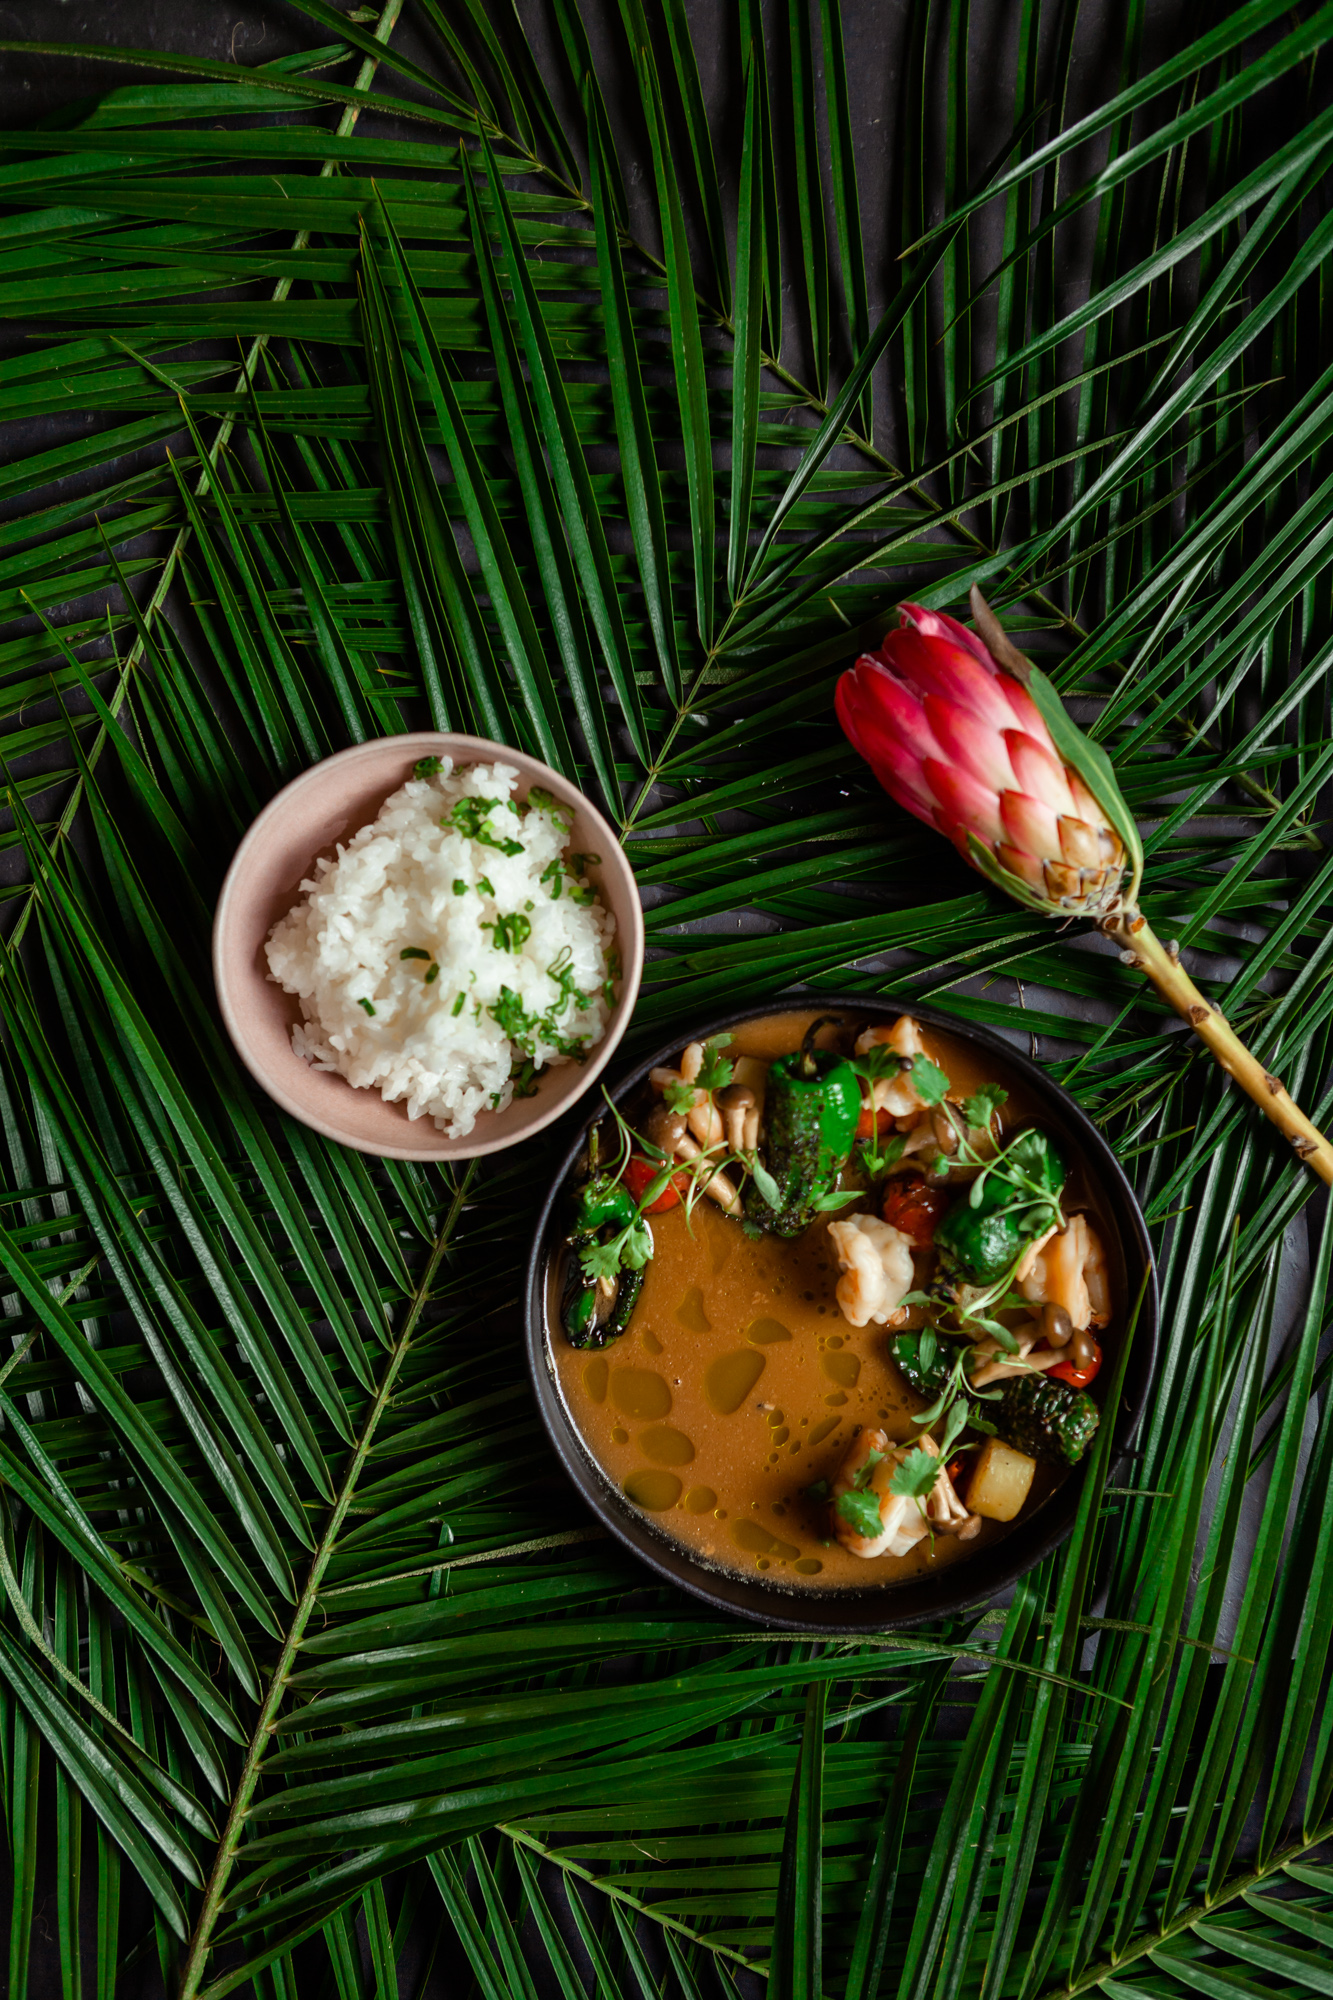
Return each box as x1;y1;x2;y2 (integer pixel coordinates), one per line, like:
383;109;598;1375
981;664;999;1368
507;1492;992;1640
524;994;1158;1632
211;732;645;1160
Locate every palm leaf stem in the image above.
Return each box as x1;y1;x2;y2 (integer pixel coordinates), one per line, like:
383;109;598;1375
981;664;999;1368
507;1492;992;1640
175;1163;475;2000
1035;1817;1333;1999
498;1825;769;1980
2;0;406;950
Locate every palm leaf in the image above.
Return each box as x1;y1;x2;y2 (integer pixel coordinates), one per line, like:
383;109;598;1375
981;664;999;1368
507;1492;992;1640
0;3;1332;1994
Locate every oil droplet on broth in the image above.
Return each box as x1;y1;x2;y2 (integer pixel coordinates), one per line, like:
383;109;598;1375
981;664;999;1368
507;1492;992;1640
746;1316;792;1345
822;1350;861;1388
730;1517;800;1561
675;1286;711;1333
641;1328;663;1355
624;1469;682;1510
770;1426;790;1446
610;1367;672;1420
807;1415;840;1446
825;1391;848;1407
639;1425;695;1466
583;1357;608;1403
705;1348;764;1415
611;1426;629;1443
684;1485;716;1513
794;1557;823;1575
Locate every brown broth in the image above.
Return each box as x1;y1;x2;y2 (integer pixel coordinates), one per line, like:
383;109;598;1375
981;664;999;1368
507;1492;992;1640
548;1009;1114;1593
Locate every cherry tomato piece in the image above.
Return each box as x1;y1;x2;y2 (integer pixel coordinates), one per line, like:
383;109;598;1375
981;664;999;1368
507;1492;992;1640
1049;1339;1102;1389
882;1172;949;1247
855;1103;895;1141
622;1153;688;1214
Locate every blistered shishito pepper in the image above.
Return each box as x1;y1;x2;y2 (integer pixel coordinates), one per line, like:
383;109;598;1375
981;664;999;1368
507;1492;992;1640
746;1016;861;1237
934;1128;1066;1284
574;1174;638;1236
562;1259;644;1349
994;1370;1098;1465
562;1170;646;1348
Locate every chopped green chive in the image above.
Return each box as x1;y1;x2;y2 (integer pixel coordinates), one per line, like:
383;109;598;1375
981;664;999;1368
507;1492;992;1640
425;964;440;985
477;875;495;897
400;947;431;962
453;879;467;896
414;756;442;778
358;999;376;1016
450;989;464;1014
485;912;532;952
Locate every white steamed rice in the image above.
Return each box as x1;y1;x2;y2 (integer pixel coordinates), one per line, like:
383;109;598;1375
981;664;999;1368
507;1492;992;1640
265;758;616;1137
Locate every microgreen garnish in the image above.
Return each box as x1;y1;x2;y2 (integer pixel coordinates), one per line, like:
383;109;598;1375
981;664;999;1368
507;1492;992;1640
695;1034;734;1093
859;1129;906;1178
962;1082;1008;1131
837;1488;884;1538
909;1053;951;1105
888;1446;941;1503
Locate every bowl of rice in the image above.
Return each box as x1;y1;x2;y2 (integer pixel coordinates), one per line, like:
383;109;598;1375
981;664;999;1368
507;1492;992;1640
212;734;644;1159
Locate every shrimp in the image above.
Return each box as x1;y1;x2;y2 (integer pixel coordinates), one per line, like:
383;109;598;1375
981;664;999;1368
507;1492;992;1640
856;1015;933;1118
832;1429;929;1559
828;1214;915;1328
1019;1213;1109;1330
832;1429;979;1557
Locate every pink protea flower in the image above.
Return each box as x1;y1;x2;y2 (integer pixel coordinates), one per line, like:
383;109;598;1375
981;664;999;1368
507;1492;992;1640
836;599;1129;916
833;587;1333;1184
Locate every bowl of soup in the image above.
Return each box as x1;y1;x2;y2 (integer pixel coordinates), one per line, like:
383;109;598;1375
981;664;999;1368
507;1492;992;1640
524;998;1157;1630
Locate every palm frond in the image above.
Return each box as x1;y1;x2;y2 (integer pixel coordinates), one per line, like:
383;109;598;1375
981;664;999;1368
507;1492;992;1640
0;2;1331;1993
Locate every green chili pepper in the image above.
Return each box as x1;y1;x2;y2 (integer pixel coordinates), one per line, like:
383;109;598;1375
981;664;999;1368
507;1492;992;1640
746;1016;861;1237
574;1174;638;1236
561;1252;644;1349
561;1165;648;1348
934;1127;1066;1284
994;1371;1098;1465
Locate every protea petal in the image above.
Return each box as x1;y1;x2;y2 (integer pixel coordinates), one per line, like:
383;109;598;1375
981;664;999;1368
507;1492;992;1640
1057;815;1105;869
1005;731;1077;817
997;841;1046;892
901;602;994;673
854;736;939;823
836;676;940;784
923;694;1017;795
845;655;943;764
994;672;1049;740
1068;768;1114;831
921;759;1004;846
999;788;1062;863
836;599;1131;919
889;628;1018;733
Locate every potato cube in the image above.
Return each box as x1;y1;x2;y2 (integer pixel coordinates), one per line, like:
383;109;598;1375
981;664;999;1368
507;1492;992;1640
966;1438;1036;1522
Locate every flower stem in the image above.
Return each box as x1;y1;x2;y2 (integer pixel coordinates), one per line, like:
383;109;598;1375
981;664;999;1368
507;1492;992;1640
1104;911;1333;1186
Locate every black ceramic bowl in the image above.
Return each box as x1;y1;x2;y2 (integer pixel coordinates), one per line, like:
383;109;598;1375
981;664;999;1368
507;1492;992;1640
525;996;1157;1632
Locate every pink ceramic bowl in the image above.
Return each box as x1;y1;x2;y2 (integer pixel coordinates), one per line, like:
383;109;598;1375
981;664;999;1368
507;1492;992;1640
212;734;645;1160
